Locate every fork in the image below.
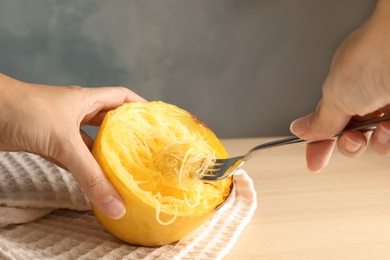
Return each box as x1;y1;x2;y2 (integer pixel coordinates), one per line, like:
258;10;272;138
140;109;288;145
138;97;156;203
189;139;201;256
201;115;390;181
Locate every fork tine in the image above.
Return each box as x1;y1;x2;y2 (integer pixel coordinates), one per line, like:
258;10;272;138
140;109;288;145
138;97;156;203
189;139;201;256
200;159;228;173
210;159;227;166
201;156;244;181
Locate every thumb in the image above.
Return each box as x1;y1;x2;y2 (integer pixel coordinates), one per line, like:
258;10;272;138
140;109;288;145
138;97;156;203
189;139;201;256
290;98;351;140
61;137;126;219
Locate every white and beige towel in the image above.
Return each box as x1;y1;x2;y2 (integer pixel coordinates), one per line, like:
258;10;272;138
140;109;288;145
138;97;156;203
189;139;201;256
0;152;257;259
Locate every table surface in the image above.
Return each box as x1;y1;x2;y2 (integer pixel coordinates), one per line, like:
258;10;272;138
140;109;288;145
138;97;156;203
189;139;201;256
221;137;390;260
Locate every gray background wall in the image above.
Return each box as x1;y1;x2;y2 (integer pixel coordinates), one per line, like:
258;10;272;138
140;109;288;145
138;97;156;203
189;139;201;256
0;0;376;138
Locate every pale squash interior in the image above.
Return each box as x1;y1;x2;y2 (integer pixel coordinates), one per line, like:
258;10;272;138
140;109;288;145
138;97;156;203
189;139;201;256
99;101;232;225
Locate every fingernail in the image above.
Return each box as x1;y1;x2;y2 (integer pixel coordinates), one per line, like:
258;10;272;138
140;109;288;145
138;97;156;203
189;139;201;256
101;195;126;219
377;125;390;145
345;137;362;153
290;114;311;136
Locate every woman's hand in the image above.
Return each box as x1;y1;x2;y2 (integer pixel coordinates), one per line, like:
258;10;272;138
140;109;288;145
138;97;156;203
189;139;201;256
290;0;390;172
0;73;146;219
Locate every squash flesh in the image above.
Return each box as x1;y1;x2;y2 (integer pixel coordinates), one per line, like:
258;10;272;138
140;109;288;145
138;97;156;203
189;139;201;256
92;101;232;246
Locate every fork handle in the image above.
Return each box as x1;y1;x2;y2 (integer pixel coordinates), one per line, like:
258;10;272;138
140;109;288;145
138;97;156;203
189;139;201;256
243;115;390;161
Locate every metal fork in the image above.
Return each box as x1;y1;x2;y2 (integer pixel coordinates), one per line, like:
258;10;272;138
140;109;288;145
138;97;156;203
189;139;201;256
201;115;390;181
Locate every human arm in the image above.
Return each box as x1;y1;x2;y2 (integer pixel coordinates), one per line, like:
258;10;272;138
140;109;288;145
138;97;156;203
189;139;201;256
0;73;146;218
290;0;390;172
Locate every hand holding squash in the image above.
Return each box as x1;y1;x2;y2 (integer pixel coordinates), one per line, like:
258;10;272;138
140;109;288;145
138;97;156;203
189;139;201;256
0;73;145;219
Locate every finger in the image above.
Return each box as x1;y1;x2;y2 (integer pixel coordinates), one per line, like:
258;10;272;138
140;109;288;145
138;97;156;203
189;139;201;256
351;111;384;121
83;110;108;126
60;136;126;219
291;98;351;140
336;130;370;158
88;86;146;110
306;139;336;173
80;129;94;151
80;87;146;125
38;154;68;171
380;104;390;114
371;122;390;155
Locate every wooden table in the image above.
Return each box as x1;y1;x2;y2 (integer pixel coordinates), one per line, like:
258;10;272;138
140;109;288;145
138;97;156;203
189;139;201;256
222;137;390;260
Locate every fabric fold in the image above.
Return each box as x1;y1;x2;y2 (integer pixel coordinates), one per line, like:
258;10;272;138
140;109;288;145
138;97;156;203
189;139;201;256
0;151;256;260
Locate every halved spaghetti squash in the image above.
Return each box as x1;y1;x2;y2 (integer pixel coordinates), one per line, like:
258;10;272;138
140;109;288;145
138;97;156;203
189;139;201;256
92;101;233;246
